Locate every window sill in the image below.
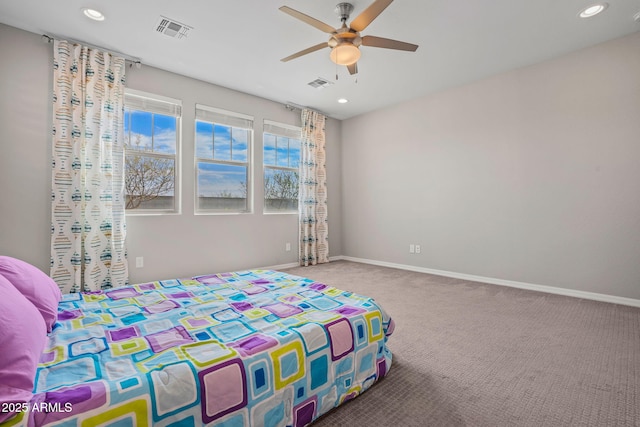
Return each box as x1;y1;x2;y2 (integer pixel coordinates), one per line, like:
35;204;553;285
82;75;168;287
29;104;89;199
263;211;297;215
194;211;254;216
126;210;181;216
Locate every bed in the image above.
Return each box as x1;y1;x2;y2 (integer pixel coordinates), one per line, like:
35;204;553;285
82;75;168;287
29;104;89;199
0;259;394;427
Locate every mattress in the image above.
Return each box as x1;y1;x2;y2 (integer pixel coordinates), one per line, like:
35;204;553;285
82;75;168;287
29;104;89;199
3;269;394;426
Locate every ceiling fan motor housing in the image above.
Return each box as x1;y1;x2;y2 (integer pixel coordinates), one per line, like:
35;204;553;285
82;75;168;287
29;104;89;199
328;33;362;48
335;3;354;22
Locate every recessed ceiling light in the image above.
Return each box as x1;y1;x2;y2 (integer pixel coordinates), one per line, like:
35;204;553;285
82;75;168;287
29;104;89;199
337;98;349;104
579;3;608;18
82;8;105;21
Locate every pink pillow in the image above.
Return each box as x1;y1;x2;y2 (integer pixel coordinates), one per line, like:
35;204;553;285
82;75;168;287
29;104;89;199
0;274;48;423
0;256;61;332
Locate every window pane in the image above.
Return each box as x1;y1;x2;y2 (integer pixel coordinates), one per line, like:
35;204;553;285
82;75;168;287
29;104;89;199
264;167;298;212
214;124;231;161
196;121;213;159
124;110;131;143
197;162;247;211
264;133;276;166
127;111;153;151
276;137;289;167
125;153;175;210
153;114;177;154
196;110;252;213
232;128;248;162
289;139;301;169
124;90;181;213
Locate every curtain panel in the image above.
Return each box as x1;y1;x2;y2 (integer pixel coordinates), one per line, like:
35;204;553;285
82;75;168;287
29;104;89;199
50;40;129;293
299;109;329;266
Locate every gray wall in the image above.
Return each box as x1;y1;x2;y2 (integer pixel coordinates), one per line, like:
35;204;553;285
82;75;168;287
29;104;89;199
0;25;52;272
2;22;639;300
341;32;640;300
124;63;342;282
0;23;343;283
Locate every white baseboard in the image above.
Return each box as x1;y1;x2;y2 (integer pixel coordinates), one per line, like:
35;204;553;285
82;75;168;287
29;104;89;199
260;261;300;271
262;256;345;272
333;256;640;308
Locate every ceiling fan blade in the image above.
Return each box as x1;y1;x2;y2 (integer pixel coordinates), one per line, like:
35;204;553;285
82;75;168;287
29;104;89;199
281;42;328;62
362;35;418;52
349;0;394;32
279;6;337;34
347;62;358;75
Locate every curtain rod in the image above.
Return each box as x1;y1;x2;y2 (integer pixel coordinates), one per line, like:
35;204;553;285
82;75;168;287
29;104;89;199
284;101;327;117
42;34;142;67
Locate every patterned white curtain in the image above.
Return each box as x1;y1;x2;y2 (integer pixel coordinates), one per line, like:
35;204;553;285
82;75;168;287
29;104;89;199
299;109;329;266
50;40;128;293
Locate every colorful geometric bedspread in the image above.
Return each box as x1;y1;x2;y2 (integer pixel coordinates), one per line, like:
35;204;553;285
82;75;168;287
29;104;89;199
4;270;394;427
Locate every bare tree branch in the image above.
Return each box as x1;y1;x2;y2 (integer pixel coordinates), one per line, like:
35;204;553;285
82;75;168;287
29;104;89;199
265;169;299;209
125;153;174;209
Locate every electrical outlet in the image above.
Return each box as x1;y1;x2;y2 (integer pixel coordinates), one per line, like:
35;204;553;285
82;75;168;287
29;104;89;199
135;257;144;268
409;244;415;254
415;245;421;254
285;243;291;252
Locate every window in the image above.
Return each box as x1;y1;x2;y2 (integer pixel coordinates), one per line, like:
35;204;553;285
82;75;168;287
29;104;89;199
263;120;301;213
195;105;253;213
124;90;181;213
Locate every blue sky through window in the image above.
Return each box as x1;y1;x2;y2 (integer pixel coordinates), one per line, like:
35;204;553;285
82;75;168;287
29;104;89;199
264;133;300;168
197;162;247;197
196;120;250;198
124;110;176;154
123;107;178;210
214;124;231;161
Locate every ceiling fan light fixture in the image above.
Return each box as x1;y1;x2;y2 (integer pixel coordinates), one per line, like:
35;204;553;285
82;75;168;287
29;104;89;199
330;42;361;66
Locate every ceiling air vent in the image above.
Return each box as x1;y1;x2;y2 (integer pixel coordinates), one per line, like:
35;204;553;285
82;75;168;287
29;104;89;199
307;77;334;90
155;16;193;39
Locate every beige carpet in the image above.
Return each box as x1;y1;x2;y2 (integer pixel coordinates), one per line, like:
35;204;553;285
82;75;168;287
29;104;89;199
283;261;640;427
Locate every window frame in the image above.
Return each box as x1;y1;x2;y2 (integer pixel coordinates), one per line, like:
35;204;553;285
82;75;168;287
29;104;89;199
263;120;301;215
194;104;254;215
123;89;182;216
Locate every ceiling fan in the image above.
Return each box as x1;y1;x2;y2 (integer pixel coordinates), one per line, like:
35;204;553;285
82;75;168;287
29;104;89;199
279;0;418;75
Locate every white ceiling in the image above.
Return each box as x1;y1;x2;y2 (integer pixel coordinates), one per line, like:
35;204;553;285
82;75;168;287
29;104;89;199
1;0;638;120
